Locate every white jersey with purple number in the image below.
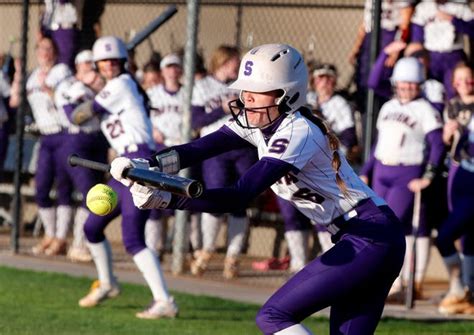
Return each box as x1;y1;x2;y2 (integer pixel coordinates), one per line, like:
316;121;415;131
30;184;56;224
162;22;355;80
319;94;355;136
55;76;100;134
411;0;473;52
226;110;385;225
147;84;185;146
27;63;72;135
374;97;442;165
94;73;155;154
192;75;237;137
363;0;414;33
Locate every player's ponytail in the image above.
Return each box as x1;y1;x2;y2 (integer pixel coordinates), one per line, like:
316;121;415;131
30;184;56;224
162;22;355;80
300;107;349;197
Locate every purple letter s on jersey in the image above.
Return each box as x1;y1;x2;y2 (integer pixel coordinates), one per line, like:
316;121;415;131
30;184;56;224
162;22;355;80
244;61;254;76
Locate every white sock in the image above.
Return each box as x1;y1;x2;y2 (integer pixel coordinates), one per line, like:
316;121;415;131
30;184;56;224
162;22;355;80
55;205;73;240
87;240;115;287
285;230;309;272
72;207;89;248
462;254;474;292
133;248;170;301
317;231;333;254
443;253;464;297
275;324;313;335
38;207;56;238
144;218;163;254
415;237;431;284
226;216;248;258
188;213;202;250
201;213;220;251
402;235;414;283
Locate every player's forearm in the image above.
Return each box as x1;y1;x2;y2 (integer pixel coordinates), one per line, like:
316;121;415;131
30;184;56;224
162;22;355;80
452;17;474;37
425;129;446;168
191;105;226;130
367;52;389;90
151;126;253;170
168;157;294;213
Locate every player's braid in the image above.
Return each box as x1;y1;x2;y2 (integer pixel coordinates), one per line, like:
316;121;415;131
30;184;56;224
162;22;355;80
300;107;349;197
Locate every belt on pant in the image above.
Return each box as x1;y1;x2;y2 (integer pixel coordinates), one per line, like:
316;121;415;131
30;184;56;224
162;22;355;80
326;208;358;235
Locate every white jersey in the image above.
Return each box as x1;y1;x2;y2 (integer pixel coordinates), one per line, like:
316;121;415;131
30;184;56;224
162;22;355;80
374;97;443;165
192;75;237;136
227;109;385;226
94;73;155;155
0;72;11;124
411;0;473;52
26;63;72;135
363;0;414;33
55;76;101;134
147;84;185;147
319;94;355;136
42;0;78;30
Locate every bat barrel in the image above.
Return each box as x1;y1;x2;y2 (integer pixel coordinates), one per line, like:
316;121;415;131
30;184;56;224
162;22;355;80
68;154;110;172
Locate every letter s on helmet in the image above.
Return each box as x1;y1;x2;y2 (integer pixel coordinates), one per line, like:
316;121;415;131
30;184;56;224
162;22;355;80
92;36;128;62
228;44;308;113
391;57;425;84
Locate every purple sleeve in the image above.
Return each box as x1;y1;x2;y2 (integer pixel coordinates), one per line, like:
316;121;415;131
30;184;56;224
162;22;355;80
430;101;445;115
452;17;474;37
360;137;378;180
92;100;109;115
150;125;255;169
425;128;445;167
411;23;424;43
63;103;76;122
339;126;358;149
191;105;225;130
169;157;296;213
367;51;393;99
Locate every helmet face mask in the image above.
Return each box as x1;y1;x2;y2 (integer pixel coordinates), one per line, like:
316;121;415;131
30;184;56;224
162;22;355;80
228;98;280;129
228;43;308;121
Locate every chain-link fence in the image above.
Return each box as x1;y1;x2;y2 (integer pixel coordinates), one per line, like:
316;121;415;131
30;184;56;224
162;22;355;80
0;0;471;288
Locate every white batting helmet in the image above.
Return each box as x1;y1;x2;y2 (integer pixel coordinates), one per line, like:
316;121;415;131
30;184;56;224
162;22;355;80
228;43;308;113
92;36;128;62
391;57;425;84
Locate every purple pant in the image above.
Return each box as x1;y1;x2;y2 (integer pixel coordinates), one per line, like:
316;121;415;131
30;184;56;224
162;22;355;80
202;147;258;217
447;163;459;212
256;200;405;334
35;133;73;207
276;197;312;232
65;132;108;207
372;162;429;236
436;165;474;257
83;146;152;255
429;50;466;100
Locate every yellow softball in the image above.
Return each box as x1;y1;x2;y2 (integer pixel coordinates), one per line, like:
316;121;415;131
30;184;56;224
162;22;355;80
86;183;118;216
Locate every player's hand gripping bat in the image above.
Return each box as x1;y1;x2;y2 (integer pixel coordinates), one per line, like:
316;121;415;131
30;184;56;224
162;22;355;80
68;154;203;198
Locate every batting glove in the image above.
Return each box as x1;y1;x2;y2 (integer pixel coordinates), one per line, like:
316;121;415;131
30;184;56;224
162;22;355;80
130;183;172;209
110;157;150;187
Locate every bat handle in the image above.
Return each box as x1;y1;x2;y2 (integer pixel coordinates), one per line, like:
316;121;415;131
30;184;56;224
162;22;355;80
68;154;110;173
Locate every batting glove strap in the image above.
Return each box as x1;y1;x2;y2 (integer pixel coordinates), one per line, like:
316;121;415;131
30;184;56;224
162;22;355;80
155;150;180;174
130;183;171;209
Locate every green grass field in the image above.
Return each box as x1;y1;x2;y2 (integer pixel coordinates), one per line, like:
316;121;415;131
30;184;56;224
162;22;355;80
1;266;473;335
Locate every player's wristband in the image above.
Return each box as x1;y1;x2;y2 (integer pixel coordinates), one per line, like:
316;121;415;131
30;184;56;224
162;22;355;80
154;149;180;174
422;163;437;181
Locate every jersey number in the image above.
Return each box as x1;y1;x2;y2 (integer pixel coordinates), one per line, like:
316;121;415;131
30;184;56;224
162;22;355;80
106;119;125;139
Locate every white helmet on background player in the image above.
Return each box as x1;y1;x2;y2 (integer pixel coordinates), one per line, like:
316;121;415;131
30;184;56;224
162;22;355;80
391;57;425;84
92;36;128;62
229;43;308;114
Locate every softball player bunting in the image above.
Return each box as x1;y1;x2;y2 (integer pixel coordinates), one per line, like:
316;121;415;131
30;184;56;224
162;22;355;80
111;44;405;334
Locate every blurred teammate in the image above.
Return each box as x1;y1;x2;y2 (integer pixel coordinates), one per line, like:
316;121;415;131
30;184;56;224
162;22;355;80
23;36;74;256
436;62;474;315
0;63;13;179
190;45;257;279
71;36;177;319
360;57;445;301
411;0;474;99
54;50;108;262
348;0;415;111
111;43;405;334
